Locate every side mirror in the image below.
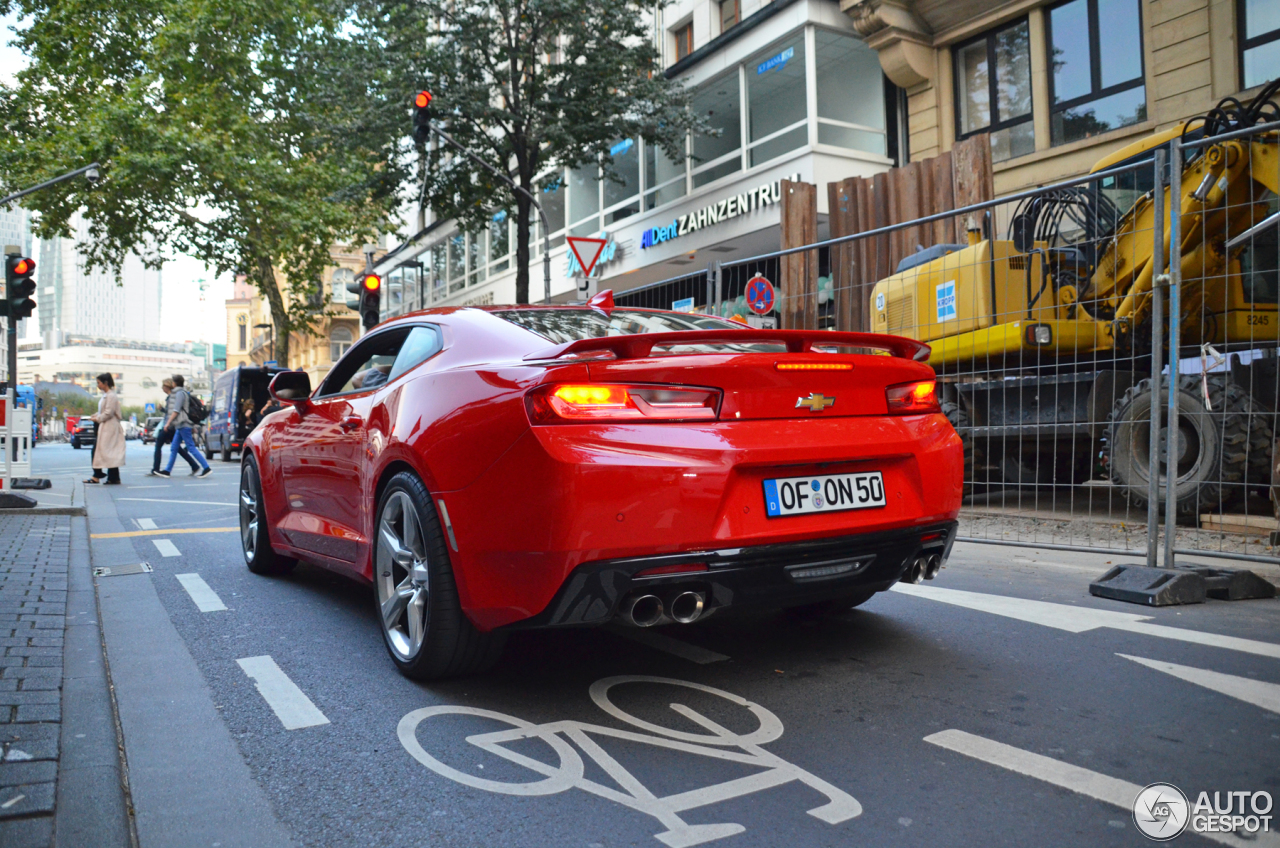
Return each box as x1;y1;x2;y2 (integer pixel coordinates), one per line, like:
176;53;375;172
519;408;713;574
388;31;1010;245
269;371;312;408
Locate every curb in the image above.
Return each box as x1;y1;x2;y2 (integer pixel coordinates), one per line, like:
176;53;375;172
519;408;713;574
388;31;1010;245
0;482;86;517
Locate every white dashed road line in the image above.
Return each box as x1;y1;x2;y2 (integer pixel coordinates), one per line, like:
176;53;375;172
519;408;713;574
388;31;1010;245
175;574;228;612
136;518;157;530
237;656;330;730
152;539;182;558
1119;654;1280;715
118;498;238;507
610;627;730;664
892;583;1280;659
924;729;1279;848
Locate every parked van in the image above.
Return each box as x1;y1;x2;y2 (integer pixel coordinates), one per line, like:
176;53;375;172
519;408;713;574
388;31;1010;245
205;365;284;462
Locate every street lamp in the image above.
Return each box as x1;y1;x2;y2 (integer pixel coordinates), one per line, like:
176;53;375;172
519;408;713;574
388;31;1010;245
253;323;274;364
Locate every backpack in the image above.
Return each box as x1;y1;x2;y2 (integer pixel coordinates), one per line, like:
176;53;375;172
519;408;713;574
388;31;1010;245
186;392;209;424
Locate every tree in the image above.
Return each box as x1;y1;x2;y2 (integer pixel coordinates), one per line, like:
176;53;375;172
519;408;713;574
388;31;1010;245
0;0;407;367
367;0;709;304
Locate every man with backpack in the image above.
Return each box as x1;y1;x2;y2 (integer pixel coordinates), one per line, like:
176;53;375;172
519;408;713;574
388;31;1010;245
156;375;212;479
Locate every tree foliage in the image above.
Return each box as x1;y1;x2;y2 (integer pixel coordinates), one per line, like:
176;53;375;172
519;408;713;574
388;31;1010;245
367;0;708;303
0;0;407;366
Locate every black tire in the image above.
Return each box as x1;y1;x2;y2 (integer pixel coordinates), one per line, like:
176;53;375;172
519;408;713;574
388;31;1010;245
71;438;80;449
1106;375;1248;515
239;456;297;576
1217;383;1274;489
785;588;878;620
373;471;505;680
942;399;982;497
221;440;233;463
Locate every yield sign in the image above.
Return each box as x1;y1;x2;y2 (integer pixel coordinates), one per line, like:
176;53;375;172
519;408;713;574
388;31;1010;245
566;236;609;277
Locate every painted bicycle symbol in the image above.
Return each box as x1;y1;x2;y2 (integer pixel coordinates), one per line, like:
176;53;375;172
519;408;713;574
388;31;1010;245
398;675;861;848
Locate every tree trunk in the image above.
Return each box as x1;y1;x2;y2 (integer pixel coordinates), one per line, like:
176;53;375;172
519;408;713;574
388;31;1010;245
514;188;531;305
257;256;291;368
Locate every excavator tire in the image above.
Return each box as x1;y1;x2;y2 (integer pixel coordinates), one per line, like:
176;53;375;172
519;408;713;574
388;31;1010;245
1106;376;1249;515
1216;380;1274;491
942;399;982;498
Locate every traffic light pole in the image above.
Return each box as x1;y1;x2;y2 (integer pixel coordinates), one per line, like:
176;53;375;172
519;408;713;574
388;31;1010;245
0;162;101;208
427;126;553;304
3;250;15;494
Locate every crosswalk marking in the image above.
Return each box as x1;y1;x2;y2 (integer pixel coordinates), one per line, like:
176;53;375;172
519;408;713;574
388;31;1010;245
175;573;227;612
891;583;1280;659
237;656;330;730
924;729;1280;848
152;539;181;558
1119;654;1280;715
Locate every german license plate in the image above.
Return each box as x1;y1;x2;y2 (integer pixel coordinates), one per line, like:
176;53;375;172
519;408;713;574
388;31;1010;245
763;472;886;517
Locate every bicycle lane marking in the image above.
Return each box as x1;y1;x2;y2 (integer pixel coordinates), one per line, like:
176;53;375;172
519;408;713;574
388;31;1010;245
397;676;859;848
237;656;329;730
891;583;1280;658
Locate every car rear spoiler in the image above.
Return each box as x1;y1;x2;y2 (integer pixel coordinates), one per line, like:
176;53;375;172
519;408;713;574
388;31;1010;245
524;330;931;363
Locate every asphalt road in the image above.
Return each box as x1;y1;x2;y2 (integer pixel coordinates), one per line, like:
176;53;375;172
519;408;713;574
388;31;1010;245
35;440;1280;847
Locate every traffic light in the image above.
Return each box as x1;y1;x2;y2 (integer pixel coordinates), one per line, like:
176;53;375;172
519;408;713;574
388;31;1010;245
345;273;364;311
412;91;433;144
359;272;380;330
3;254;36;320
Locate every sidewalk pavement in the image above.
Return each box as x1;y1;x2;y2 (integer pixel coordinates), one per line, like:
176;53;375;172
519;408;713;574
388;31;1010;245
0;510;130;848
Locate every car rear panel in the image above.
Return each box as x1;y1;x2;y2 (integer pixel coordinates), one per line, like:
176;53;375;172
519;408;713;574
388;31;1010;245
443;410;961;630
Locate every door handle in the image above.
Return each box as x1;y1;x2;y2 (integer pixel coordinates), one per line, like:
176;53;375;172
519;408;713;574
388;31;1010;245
340;415;363;432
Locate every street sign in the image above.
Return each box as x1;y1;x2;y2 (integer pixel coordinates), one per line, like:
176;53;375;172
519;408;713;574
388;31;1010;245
566;236;608;278
265;360;278;367
746;275;775;315
672;297;695;313
145;403;155;414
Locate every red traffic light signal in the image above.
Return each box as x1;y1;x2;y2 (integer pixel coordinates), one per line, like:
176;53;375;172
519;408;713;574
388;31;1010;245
413;90;433;144
11;258;34;276
414;91;432;109
4;254;37;320
362;273;381;292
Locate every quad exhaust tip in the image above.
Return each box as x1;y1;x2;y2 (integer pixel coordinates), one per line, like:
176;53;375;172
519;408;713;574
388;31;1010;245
622;594;664;628
924;554;943;580
669;591;706;624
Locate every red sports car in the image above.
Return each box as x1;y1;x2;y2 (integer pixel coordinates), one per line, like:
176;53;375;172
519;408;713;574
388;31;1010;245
239;292;963;679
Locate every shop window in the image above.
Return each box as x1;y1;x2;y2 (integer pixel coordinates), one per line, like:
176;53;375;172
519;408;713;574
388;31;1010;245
569;164;601;236
329;325;353;362
539;174;566;250
604;138;641;223
954;19;1034;163
720;0;739;33
1048;0;1146;146
747;36;808;167
430;245;447;301
674;22;693;61
815;30;887;156
468;231;486;285
1240;0;1280;89
447;233;465;293
644;141;687;211
692;73;742;187
490;211;510;273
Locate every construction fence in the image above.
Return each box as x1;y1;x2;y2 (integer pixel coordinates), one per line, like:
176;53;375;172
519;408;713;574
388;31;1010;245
617;119;1280;567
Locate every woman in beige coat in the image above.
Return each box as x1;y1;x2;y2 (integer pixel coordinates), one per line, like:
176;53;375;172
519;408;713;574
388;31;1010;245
87;372;125;485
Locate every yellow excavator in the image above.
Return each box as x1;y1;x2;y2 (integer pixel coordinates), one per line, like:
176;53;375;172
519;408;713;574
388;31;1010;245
870;82;1280;515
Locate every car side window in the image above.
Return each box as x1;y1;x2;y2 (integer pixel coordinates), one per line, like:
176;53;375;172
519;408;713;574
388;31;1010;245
387;326;442;382
317;328;412;397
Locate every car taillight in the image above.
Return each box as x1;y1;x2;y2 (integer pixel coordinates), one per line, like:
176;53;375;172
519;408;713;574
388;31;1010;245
885;380;940;414
526;383;721;424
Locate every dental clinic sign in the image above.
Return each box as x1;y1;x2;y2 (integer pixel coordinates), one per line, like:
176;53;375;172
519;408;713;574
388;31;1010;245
640;173;801;250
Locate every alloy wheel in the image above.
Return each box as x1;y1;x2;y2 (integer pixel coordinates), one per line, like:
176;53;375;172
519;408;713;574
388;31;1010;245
376;491;431;661
239;464;259;564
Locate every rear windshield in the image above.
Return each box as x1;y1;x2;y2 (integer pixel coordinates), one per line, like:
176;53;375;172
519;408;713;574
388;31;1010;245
497;308;785;354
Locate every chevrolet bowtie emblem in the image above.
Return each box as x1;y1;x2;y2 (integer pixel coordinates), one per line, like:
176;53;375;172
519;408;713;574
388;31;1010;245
796;393;835;412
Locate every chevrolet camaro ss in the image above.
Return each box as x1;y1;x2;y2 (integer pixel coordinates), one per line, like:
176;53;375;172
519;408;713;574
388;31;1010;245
239;293;963;679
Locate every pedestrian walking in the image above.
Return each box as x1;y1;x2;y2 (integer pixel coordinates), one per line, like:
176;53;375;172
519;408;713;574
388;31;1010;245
156;376;211;479
85;373;124;485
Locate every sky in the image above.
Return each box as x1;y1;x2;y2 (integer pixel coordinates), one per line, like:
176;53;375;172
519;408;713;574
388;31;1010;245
3;10;236;349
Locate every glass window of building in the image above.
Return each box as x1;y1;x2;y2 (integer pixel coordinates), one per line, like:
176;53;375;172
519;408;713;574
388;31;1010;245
1240;0;1280;89
568;164;601;236
815;30;887;155
747;36;807;167
1047;0;1146;146
692;73;742;187
331;268;354;303
468;231;486;284
954;19;1034;162
447;233;465;292
674;22;693;61
644;141;687;210
430;245;447;301
720;0;739;32
540;174;566;249
603;138;641;223
330;325;353;362
490;211;510;273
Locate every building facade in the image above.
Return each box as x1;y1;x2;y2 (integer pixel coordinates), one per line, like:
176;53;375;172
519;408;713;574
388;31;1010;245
376;0;906;313
17;336;209;409
844;0;1278;193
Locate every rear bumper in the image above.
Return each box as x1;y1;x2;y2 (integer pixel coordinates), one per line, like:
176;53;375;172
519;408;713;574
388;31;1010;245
504;520;957;629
